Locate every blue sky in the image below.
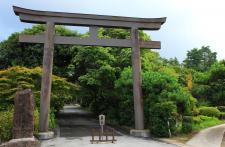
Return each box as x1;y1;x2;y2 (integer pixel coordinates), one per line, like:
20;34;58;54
0;0;225;62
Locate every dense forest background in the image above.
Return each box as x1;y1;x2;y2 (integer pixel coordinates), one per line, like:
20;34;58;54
0;25;224;140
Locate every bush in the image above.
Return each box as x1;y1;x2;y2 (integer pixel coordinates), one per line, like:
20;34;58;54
219;112;225;120
181;116;193;133
0;110;13;141
0;109;56;142
192;108;200;116
0;66;79;113
199;106;220;118
115;68;195;126
217;106;225;112
149;101;178;137
192;115;222;131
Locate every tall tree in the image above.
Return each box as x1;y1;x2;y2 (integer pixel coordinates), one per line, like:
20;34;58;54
183;46;217;71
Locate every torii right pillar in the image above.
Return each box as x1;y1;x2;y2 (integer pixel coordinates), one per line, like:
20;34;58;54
130;27;148;137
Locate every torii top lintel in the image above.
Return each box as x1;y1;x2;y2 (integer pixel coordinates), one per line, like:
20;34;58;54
13;6;166;30
13;6;166;49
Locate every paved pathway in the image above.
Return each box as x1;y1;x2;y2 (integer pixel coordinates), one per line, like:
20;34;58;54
221;133;225;147
41;105;177;147
186;124;225;147
41;136;177;147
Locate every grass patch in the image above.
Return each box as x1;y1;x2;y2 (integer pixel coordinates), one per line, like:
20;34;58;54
169;115;224;144
192;115;223;131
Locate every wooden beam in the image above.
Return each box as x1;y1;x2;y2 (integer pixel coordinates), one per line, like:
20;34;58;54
19;35;161;49
14;6;166;30
39;22;55;132
131;27;144;130
89;27;98;40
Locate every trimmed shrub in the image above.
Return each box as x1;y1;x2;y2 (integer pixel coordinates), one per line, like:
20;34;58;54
199;106;220;118
181;116;193;133
149;101;178;137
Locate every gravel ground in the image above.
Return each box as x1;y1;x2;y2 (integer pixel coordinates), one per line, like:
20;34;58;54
41;136;177;147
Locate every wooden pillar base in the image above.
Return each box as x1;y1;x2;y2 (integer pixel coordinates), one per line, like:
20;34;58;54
130;129;150;138
37;132;54;140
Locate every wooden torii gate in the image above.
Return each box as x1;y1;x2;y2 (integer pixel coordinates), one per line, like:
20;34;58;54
13;6;166;137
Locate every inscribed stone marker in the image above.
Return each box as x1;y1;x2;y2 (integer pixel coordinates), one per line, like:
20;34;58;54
13;89;34;139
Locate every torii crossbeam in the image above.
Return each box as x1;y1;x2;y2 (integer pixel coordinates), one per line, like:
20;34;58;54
13;6;166;137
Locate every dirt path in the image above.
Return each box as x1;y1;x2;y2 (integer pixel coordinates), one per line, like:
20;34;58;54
186;124;225;147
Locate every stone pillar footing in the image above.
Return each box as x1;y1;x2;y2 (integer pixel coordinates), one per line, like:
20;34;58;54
130;129;150;138
37;131;54;140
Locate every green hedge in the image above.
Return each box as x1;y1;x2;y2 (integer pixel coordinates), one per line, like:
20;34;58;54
199;106;220;118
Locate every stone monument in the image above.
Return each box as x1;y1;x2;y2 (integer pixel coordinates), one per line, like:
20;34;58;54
13;89;35;138
0;89;40;147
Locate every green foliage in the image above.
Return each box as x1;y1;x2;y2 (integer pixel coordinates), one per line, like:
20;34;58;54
33;109;56;135
68;46;118;115
0;110;13;141
181;116;193;133
115;67;195;136
183;46;217;71
199;106;220;118
219;112;225;120
217;106;225;112
0;109;55;142
0;25;82;78
192;115;223;131
190;61;225;107
207;62;225;106
0;66;79;112
4;24;224;138
149;101;178;137
142;70;195;116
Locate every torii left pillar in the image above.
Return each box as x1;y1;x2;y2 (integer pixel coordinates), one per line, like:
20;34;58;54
130;28;149;137
38;22;55;139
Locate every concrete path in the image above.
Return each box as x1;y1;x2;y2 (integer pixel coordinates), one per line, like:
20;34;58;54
41;105;177;147
221;133;225;147
186;124;225;147
41;136;177;147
